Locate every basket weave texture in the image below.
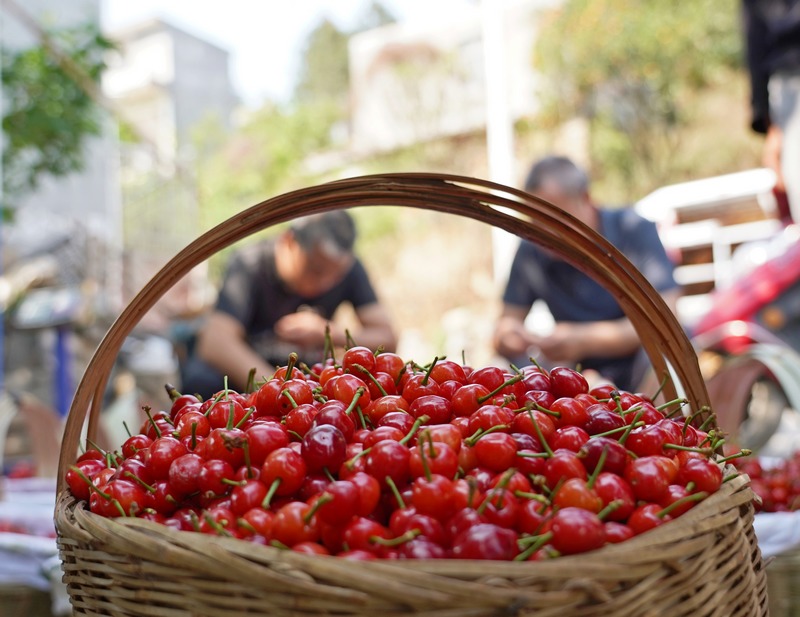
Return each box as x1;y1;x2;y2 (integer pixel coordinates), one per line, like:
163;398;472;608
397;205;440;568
54;174;769;616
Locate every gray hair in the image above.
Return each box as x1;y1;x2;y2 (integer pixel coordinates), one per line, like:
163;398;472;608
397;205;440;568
524;156;590;197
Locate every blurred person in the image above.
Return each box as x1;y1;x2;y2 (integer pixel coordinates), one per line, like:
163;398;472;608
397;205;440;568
180;210;397;398
743;0;800;222
493;156;681;392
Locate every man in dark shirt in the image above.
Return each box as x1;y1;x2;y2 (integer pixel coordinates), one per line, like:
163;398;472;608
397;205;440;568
181;210;397;398
743;0;800;221
493;156;680;392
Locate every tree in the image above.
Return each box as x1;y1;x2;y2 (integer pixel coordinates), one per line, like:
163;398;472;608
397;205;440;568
533;0;742;196
292;2;396;112
1;21;113;212
293;19;351;109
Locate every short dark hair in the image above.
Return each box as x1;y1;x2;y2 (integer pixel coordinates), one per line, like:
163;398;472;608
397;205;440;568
290;210;356;255
524;156;590;197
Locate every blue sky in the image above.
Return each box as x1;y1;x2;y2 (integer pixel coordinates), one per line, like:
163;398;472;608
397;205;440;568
100;0;475;107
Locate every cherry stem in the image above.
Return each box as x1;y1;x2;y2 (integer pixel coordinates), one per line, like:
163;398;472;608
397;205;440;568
287;430;304;441
123;471;155;493
610;391;624;415
283;353;298;382
261;478;281;509
143;406;162;438
399;415;430;446
618;409;645;445
656;397;688;414
394;363;408;388
586;446;608;490
516;451;550;459
663;443;713;455
418;439;433;482
190;422;198;450
122;421;132;439
478;468;516;514
716;449;752;464
723;472;740;483
165;383;182;403
323;467;336;483
235;406;256;429
353;364;388;397
528;410;553;457
343;387;366;416
698;412;718;433
203;513;233;537
464;424;509;447
370;529;421;547
516;530;553;556
529;402;561;419
281;389;299;410
657;491;709;518
421;357;439;386
597;499;623;521
344;446;372;471
241;440;254;479
514;491;549;504
344;329;357;349
69;466;111;499
384;475;406;509
649;370;670;402
592;422;644;438
323;324;336;364
477;373;524;404
304;493;332;524
245;368;257;394
237;518;257;534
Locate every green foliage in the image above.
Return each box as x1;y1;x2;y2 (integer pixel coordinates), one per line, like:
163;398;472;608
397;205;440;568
193;101;341;231
1;22;113;208
293;19;350;108
534;0;742;195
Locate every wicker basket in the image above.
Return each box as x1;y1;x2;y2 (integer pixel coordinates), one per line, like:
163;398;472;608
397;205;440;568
767;547;800;617
55;173;769;616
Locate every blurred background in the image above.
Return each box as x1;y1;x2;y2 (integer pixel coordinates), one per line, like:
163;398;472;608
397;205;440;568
0;0;786;464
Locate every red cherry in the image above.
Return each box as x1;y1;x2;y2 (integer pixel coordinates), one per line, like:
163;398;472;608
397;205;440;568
549;507;605;555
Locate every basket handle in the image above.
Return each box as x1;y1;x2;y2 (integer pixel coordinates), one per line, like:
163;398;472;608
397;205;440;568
57;173;708;488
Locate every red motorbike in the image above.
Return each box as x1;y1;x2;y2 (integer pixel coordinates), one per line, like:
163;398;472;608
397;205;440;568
691;224;800;456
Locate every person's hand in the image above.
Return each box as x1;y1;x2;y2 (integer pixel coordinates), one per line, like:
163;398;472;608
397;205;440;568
494;315;539;359
531;322;586;364
764;124;785;192
273;311;329;348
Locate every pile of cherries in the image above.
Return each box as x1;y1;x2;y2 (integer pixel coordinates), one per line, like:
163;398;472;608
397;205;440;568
65;347;734;561
733;452;800;513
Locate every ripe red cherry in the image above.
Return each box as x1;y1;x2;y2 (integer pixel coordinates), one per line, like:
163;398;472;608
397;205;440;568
450;383;492;417
451;523;519;560
549;397;590;428
549;507;605;555
408;394;452;425
624;456;672;502
429;360;467;385
365;440;411;489
246;422;290;466
341;345;377;375
549;366;589;398
472;432;518;473
374;352;406;383
301;424;348;474
365;395;409;425
261;447;307;497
